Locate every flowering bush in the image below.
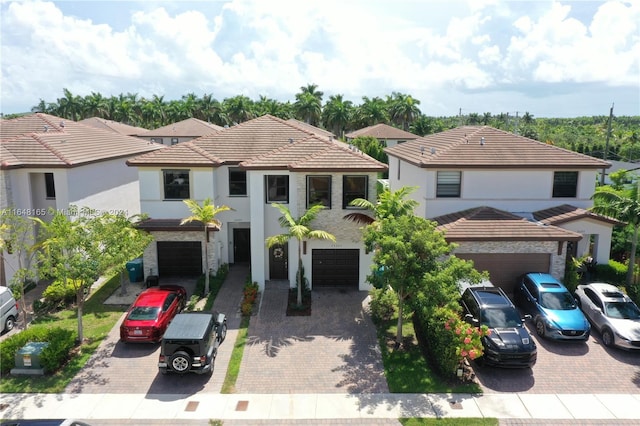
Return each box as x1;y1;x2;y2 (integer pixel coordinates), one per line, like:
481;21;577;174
241;281;259;316
445;317;490;363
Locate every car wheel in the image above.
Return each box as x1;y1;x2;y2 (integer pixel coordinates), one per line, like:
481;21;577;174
5;316;16;332
535;318;546;338
601;329;614;347
170;351;191;374
218;322;227;343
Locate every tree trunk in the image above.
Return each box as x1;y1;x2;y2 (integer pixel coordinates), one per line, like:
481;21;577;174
297;243;303;306
76;287;84;344
204;229;210;295
395;289;404;348
627;226;638;286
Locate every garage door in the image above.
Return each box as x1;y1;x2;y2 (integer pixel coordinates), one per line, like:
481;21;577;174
312;249;359;289
456;253;550;295
157;241;202;277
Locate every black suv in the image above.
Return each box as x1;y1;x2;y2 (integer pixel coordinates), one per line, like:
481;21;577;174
460;284;537;368
158;312;227;375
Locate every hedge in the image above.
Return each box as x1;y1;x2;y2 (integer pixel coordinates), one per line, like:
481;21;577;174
0;326;75;374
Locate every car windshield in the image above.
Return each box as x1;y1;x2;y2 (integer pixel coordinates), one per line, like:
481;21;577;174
481;307;523;328
604;301;640;319
540;291;576;310
128;306;161;320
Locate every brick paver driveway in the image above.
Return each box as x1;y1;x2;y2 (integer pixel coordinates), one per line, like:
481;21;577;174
235;283;389;394
473;321;640;394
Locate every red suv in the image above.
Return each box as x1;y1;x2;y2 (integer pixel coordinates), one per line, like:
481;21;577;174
120;285;186;343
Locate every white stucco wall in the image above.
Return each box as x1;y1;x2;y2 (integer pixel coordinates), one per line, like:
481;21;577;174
556;218;613;264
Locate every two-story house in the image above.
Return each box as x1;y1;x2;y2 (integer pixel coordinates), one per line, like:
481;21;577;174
127;115;387;291
385;125;615;293
135;118;224;146
346;123;419;148
0;113;164;286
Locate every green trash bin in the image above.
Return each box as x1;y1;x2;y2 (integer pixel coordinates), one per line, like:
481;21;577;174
126;258;144;282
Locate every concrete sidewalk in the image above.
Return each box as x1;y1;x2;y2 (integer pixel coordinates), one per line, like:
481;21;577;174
1;391;639;424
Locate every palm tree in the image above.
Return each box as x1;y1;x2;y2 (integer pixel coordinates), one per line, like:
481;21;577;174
266;203;336;305
223;95;255;124
388;92;421;131
354;96;388;128
344;186;419;226
57;88;82;121
322;94;353;138
294;92;322;126
181;198;232;295
591;179;640;286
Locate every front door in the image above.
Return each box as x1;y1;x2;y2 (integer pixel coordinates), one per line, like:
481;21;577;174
233;228;250;263
269;245;288;279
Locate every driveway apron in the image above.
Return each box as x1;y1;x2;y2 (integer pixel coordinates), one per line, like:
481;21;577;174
235;281;389;394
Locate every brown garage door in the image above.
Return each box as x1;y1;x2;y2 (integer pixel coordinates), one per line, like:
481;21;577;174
456;253;550;295
312;249;359;289
157;241;202;277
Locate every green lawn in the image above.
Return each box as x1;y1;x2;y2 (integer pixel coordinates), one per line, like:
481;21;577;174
377;317;481;394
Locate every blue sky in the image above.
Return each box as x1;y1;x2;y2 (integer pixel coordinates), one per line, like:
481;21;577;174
1;0;639;118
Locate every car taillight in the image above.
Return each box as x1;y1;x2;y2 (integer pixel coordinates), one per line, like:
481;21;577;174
199;356;206;363
159;355;165;362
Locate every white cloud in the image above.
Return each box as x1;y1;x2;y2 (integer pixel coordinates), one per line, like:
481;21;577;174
0;0;637;116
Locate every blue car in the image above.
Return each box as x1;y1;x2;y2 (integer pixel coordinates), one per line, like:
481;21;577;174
515;273;590;341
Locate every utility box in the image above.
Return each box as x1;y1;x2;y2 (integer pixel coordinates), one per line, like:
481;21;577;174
126;258;144;282
11;341;49;375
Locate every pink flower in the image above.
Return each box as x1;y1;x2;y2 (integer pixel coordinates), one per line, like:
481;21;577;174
455;328;461;335
466;328;473;335
469;350;477;360
445;323;451;330
464;337;471;345
460;350;468;357
485;328;491;336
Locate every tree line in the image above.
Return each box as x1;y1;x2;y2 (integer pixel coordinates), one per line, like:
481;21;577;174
6;85;639;162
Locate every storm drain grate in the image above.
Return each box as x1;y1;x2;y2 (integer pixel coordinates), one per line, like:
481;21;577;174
185;401;199;412
236;400;249;411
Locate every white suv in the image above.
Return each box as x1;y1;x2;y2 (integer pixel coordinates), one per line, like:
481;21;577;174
0;286;19;333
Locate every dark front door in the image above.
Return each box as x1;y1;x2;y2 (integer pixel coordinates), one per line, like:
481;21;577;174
233;228;250;263
269;245;288;279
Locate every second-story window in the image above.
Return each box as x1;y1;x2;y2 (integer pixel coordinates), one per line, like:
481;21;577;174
266;175;289;203
553;171;578;197
171;138;179;145
307;176;331;208
44;172;56;199
229;169;247;196
436;171;461;197
343;175;368;209
163;169;190;200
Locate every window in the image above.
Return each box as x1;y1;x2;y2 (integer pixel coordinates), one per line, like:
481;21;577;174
44;173;56;199
436;171;461;197
171;138;179;145
163;169;190;200
229;169;247;196
553;171;578;197
307;176;331;208
343;176;368;208
151;138;163;144
266;175;289;203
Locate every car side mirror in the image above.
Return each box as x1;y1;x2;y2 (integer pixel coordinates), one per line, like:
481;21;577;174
593;306;602;313
523;314;532;321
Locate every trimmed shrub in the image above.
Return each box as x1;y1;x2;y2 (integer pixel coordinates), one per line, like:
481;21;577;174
413;305;461;376
368;287;397;323
594;260;627;285
42;279;78;306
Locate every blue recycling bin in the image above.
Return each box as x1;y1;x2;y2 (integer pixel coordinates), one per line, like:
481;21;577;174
126;258;144;282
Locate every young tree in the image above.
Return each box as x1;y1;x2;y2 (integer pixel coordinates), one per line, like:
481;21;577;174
591;178;640;286
93;212;153;296
0;210;39;324
344;186;419;226
181;198;231;295
266;203;336;306
33;207;102;343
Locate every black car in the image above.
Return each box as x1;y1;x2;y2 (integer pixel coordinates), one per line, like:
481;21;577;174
158;312;227;375
460;284;537;368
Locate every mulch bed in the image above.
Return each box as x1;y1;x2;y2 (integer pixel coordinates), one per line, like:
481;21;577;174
286;288;311;316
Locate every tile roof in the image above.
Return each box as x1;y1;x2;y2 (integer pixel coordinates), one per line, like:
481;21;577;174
286;119;335;138
432;206;583;241
346;123;419;140
533;204;623;226
241;136;387;172
137;118;224;138
78;117;148;136
128;114;387;172
385;126;611;169
1;113;164;169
